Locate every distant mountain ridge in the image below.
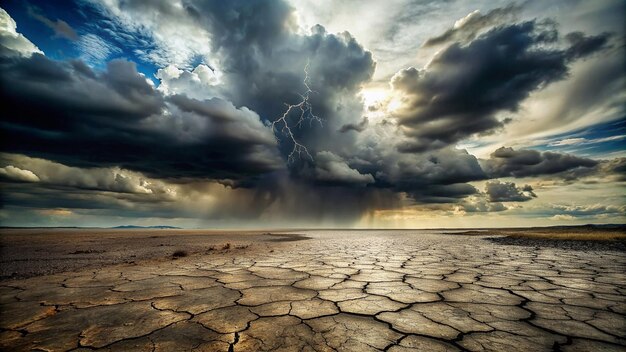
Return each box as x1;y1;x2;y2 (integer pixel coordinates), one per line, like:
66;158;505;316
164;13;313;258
112;225;181;229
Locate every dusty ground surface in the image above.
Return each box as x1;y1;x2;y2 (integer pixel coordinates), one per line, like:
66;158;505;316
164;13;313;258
448;226;626;241
0;229;625;351
0;229;303;279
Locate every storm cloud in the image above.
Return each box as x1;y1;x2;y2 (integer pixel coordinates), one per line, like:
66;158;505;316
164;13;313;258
482;147;599;178
0;52;283;182
338;117;368;133
390;20;611;152
564;31;612;61
485;180;536;202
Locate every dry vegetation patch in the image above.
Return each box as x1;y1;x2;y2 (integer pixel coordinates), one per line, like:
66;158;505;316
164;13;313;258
447;226;626;241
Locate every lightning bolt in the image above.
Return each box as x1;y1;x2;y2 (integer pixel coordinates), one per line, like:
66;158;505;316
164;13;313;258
271;60;322;163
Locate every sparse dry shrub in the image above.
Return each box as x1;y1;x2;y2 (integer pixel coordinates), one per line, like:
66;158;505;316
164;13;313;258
172;250;188;258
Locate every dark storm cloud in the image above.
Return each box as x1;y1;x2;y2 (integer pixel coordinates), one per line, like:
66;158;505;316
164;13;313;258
422;4;521;47
481;147;598;178
485;180;536;202
310;151;374;186
0;52;282;182
105;0;377;182
391;20;611;152
0;170;402;226
338;117;368;133
456;179;539;214
557;157;626;183
69;0;494;205
564;31;613;60
191;0;376;104
603;157;626;182
410;183;479;204
195;0;375;96
183;0;375;153
2;0;392;221
355;147;487;203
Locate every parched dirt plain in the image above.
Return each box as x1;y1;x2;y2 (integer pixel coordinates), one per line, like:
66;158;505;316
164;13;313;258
0;229;624;351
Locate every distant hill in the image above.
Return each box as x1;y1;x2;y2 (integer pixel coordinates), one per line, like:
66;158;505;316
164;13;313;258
112;225;181;229
538;224;626;230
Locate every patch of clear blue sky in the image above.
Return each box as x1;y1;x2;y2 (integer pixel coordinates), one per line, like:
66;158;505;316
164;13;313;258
533;118;626;157
2;0;160;83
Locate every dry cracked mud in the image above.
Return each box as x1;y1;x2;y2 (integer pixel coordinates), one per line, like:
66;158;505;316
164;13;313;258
0;230;625;351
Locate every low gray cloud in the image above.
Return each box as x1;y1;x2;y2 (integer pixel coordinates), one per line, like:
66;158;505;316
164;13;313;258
352;146;487;203
485;180;536;202
0;165;40;183
338;116;368;133
549;204;626;218
564;31;612;61
481;147;598;178
313;151;374;186
423;4;521;47
0;154;173;195
600;158;626;182
460;196;508;213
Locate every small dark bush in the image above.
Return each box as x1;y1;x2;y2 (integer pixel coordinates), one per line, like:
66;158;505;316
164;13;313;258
69;249;105;254
172;250;188;258
222;243;231;250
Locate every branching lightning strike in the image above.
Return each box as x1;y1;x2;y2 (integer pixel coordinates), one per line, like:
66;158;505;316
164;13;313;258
271;60;322;163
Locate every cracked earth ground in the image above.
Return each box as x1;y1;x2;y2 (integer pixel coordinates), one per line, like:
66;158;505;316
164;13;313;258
1;231;625;351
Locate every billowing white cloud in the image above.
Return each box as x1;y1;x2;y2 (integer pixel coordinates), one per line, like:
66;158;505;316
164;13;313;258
1;154;172;195
0;7;42;56
155;64;223;99
0;165;40;182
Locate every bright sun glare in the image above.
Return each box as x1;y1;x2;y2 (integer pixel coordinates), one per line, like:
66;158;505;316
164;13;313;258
359;87;390;108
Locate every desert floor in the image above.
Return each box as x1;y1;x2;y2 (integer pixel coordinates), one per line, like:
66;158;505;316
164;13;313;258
0;229;625;351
